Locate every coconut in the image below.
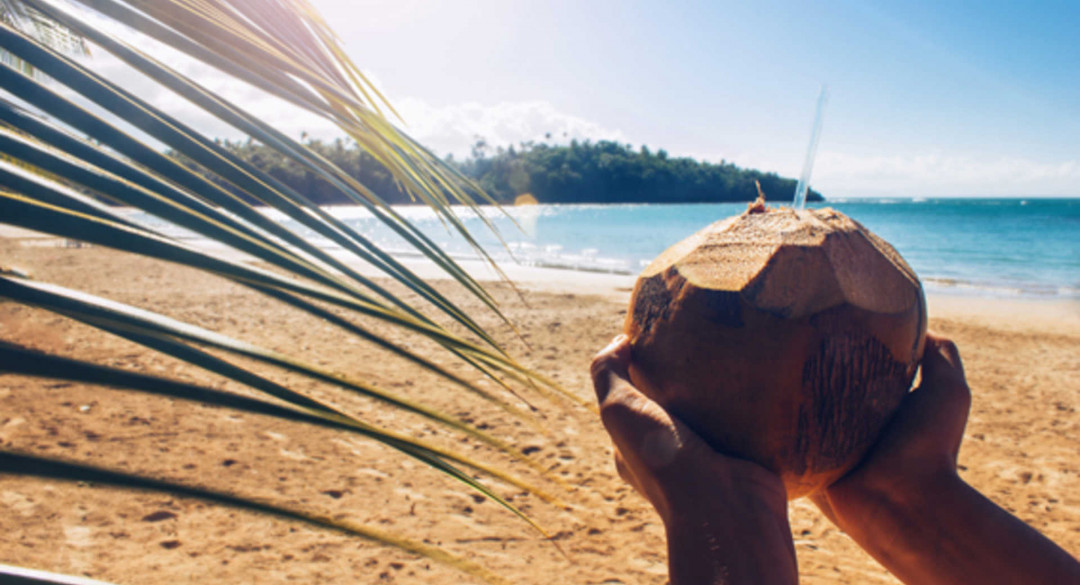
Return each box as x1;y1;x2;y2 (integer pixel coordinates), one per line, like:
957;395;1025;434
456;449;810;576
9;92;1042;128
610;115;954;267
623;200;926;499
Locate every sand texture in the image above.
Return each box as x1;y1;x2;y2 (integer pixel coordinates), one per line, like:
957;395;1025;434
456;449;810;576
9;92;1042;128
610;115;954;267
1;241;1078;584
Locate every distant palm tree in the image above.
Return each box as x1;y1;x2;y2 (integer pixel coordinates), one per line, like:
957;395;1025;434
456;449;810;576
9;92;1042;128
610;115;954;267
0;1;568;583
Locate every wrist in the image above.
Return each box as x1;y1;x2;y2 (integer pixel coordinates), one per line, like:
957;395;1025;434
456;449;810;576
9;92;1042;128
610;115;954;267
825;458;961;526
664;482;788;533
823;466;966;558
663;481;797;585
661;458;789;527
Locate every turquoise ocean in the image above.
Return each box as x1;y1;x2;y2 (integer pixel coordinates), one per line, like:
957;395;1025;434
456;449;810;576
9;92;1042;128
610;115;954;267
151;198;1080;299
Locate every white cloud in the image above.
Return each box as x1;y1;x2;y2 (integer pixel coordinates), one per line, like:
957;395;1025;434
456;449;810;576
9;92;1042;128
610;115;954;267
57;42;622;160
813;151;1080;197
66;48;339;145
686;148;1080;198
17;2;619;163
393;98;626;158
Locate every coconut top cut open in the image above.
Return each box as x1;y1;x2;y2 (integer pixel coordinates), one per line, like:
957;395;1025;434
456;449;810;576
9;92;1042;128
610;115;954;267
640;202;920;318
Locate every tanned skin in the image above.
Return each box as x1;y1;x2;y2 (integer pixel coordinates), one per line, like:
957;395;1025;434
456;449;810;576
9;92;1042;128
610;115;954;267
592;333;1080;585
811;334;1080;585
592;335;798;585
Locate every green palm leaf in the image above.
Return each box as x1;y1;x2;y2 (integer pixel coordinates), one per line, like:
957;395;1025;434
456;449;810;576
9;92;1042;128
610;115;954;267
0;126;545;416
0;22;570;400
0;21;506;345
0;0;87;76
0;340;558;519
0;0;577;581
0;451;512;585
1;563;119;585
0;192;556;393
0;271;522;458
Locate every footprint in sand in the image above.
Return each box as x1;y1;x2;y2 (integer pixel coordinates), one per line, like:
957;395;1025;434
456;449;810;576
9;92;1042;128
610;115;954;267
63;525;92;548
0;490;37;517
61;525;94;574
0;417;26;443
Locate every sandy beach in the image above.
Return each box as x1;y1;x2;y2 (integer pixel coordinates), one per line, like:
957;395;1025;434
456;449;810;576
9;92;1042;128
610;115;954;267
1;237;1078;584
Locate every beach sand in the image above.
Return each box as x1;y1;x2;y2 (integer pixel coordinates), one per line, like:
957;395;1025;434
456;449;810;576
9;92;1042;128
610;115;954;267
1;238;1078;584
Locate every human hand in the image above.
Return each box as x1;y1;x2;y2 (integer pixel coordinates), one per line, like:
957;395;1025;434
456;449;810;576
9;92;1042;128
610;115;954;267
591;335;798;584
810;334;1080;585
591;334;788;521
811;332;971;528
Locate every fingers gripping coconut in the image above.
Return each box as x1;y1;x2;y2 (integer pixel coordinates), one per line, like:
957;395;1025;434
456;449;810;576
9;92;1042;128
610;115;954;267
624;198;927;499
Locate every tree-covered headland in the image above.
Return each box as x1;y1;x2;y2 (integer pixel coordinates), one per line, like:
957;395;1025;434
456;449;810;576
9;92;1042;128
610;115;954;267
191;137;823;205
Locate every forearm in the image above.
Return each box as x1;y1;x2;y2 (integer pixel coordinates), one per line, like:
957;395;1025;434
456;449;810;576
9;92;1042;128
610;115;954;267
831;472;1080;585
664;491;798;585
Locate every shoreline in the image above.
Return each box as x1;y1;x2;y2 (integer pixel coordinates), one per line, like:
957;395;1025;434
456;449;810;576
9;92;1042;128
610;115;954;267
4;229;1079;315
357;252;1080;335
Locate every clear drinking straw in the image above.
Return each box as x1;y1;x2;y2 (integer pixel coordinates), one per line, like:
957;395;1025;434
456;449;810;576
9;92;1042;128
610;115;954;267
793;85;829;210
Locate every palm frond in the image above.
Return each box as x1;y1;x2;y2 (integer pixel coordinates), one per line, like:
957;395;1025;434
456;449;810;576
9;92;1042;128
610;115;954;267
0;340;559;516
0;191;552;393
1;563;118;585
0;19;507;342
34;0;519;298
1;0;88;77
0;450;512;585
0;125;550;416
0;0;575;580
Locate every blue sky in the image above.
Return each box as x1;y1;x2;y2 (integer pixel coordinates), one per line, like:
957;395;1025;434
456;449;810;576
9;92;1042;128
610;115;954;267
62;0;1078;198
304;0;1078;198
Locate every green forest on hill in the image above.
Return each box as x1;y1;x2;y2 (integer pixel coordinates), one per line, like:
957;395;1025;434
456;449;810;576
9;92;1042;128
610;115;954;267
179;137;823;206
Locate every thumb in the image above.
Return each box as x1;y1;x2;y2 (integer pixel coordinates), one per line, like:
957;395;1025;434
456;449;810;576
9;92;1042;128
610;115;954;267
600;379;690;470
591;336;707;473
591;334;630;404
914;333;971;423
921;333;967;388
892;332;971;463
